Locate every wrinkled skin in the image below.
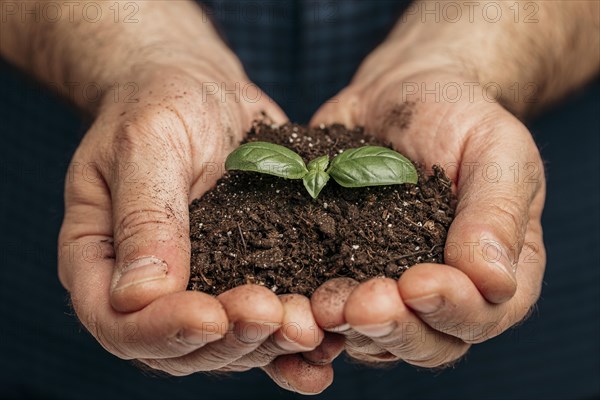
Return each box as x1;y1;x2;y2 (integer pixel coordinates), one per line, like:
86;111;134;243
29;0;596;395
308;65;546;368
57;65;333;393
58;62;546;394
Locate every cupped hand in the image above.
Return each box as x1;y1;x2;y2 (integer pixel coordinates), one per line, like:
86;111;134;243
309;66;546;367
57;62;332;393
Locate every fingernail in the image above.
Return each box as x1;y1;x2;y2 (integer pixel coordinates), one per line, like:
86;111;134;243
176;322;229;346
277;338;315;352
498;250;517;281
404;294;444;314
276;329;316;352
114;256;167;291
353;321;397;337
483;238;517;282
176;329;210;346
329;323;350;333
302;348;328;365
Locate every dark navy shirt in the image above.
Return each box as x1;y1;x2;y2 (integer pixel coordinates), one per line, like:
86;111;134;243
201;0;410;122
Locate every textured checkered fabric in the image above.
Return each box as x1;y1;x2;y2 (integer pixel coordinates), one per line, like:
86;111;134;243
201;0;409;122
0;1;598;399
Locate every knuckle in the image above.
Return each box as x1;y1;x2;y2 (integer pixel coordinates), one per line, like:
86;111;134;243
114;207;180;251
114;108;179;149
488;197;527;244
116;206;173;233
339;88;360;108
112;122;142;159
110;106;191;168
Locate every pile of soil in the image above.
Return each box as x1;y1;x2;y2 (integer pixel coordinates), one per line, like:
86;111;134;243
188;123;455;296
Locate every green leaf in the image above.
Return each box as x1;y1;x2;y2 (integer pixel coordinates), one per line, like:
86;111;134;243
327;146;418;187
307;154;329;172
225;141;308;179
302;170;330;199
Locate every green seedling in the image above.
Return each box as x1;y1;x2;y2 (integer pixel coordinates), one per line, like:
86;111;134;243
225;141;418;199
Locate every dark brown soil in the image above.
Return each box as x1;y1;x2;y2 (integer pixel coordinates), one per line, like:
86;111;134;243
188;122;455;296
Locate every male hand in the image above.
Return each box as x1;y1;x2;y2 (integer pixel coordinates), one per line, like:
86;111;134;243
57;63;333;393
309;65;546;367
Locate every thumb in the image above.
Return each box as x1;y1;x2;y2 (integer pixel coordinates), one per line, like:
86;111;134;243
309;87;365;128
445;112;544;304
107;117;193;313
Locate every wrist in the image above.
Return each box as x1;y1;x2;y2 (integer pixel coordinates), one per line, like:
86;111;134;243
92;52;258;150
88;40;249;115
2;1;249;114
373;0;599;118
360;43;532;117
126;39;248;84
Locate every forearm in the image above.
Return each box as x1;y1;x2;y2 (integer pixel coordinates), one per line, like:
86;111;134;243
369;0;599;116
0;0;241;112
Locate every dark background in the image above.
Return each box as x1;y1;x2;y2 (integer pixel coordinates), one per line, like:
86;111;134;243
1;1;599;399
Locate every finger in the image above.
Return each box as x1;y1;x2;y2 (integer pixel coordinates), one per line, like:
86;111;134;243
100;111;196;313
58;147;112;291
344;277;469;367
310;278;386;358
400;219;545;344
60;234;227;359
302;333;345;365
187;90;288;200
262;354;334;395
231;294;324;369
273;294;324;352
141;285;284;375
310;277;359;330
217;334;342;379
445;112;545;303
59;147;229;360
309;87;363;128
246;92;289;127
